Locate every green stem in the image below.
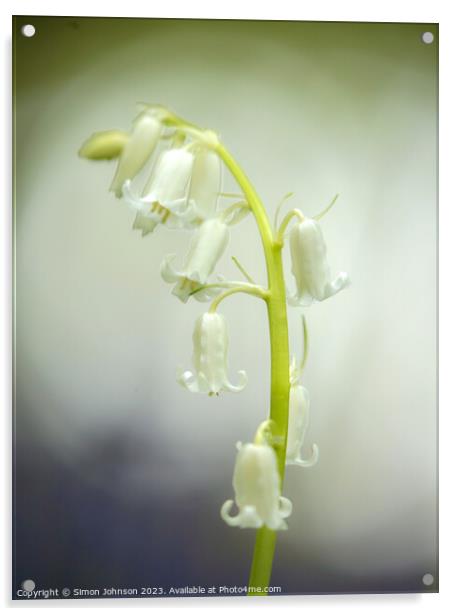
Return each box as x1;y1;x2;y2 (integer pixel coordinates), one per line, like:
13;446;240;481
163;109;291;595
277;208;305;245
209;285;268;312
215;143;291;596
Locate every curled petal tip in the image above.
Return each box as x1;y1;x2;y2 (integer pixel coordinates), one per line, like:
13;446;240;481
220;500;239;527
279;496;293;519
290;443;319;468
325;272;350;299
224;370;248;393
160;255;180;283
220;500;264;529
177;369;200;393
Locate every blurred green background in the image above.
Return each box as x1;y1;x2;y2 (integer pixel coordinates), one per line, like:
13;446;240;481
13;16;438;596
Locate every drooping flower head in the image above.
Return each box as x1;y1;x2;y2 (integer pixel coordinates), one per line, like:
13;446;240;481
160;218;229;302
289;216;349;307
122;146;194;235
110;109;163;197
177;311;247;395
285;317;319;467
122;143;222;237
286;356;319;467
221;440;292;530
187;147;221;222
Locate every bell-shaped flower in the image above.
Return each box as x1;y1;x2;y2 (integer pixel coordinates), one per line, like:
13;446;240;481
110;110;163;197
78;129;130;160
221;441;292;530
289;217;349;307
286;358;319;468
177;312;247;395
160;218;230;302
187;147;221;222
122;146;195;236
124;144;223;236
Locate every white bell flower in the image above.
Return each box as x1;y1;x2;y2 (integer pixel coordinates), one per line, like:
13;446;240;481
286;357;319;467
160;218;229;302
289;217;349;306
122;147;195;236
177;312;247;395
110;110;162;197
187;148;221;222
221;441;292;530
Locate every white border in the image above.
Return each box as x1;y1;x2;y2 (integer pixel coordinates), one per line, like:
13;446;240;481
2;2;456;615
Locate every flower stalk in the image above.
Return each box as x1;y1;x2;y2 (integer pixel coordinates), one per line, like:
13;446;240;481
214;143;291;595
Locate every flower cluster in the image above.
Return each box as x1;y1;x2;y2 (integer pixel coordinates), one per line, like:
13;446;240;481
79;104;349;535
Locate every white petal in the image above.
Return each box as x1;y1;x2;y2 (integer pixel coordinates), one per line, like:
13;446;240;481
163;197;193;216
267;517;288;531
324;272;350;299
143;148;193;207
160;255;182;283
223;202;250;226
220;501;263;529
188;149;221;220
176;369;200;393
238;506;263;529
181;219;229;283
110;112;162;196
122;180;154;215
171;278;202;304
132;213;159;236
222;370;248;393
165;200;200;229
279;496;293;519
289;443;320;468
220;500;240;527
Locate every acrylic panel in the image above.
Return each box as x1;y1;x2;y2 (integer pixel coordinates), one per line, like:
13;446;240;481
13;16;438;600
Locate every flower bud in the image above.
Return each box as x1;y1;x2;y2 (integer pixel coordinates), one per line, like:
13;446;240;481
177;312;247;395
221;442;292;530
289;218;349;306
110;110;162;197
160;218;229;302
78;130;130;160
